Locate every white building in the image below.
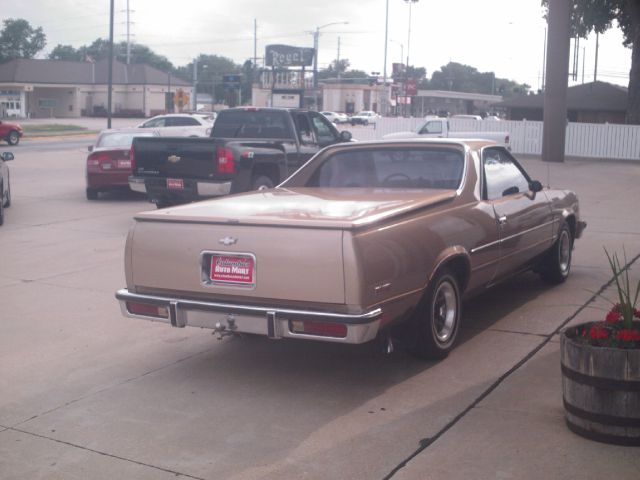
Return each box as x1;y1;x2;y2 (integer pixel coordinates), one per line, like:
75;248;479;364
0;58;192;118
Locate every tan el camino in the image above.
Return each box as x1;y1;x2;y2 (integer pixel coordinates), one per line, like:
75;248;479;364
116;139;586;359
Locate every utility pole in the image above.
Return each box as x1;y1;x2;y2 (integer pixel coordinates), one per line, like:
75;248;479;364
107;0;114;129
541;0;571;163
193;58;198;111
594;32;600;82
126;0;131;64
582;46;586;83
254;19;258;81
337;36;341;80
383;0;389;115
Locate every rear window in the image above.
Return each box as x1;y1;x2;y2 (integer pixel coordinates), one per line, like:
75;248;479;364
305;147;465;189
97;132;155;148
211;110;292;139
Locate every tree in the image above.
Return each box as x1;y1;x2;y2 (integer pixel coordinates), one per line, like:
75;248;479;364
49;44;82;62
0;18;46;62
428;62;530;98
542;0;640;123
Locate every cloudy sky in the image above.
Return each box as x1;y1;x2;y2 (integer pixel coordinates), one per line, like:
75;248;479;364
2;0;632;89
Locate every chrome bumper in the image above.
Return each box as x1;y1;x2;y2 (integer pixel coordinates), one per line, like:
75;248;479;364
115;289;382;344
128;176;146;193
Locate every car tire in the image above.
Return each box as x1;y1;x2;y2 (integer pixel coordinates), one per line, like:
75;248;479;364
409;269;461;359
86;187;99;200
4;172;10;207
539;222;573;284
252;175;275;190
7;130;20;146
0;182;4;226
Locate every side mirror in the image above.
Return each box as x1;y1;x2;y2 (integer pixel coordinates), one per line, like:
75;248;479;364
529;180;543;192
502;185;519;196
88;145;94;152
340;130;352;142
1;152;14;161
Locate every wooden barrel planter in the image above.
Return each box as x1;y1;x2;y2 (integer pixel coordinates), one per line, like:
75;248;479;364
561;323;640;446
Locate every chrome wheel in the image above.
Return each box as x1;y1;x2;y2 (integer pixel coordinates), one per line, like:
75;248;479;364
432;280;458;344
558;228;571;275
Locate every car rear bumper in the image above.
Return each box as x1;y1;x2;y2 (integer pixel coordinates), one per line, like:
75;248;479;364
115;288;382;344
129;176;232;203
87;171;130;189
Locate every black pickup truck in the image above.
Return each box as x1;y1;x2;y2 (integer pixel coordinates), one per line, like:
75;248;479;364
129;107;352;207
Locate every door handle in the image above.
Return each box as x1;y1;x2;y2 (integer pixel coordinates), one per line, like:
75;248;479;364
498;215;508;225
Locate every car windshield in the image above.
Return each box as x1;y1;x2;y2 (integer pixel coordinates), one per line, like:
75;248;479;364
304;147;465;189
98;132;155;148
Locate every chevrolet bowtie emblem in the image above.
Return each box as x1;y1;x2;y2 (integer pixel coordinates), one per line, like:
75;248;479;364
168;155;181;163
219;236;238;246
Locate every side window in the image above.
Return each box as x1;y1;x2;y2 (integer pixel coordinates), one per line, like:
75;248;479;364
310;113;338;145
483;148;531;200
419;121;442;135
142;118;165;128
295;114;315;145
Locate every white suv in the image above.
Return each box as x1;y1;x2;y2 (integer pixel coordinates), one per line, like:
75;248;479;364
137;113;214;137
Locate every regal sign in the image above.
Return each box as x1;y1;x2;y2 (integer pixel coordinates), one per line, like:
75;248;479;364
266;44;315;67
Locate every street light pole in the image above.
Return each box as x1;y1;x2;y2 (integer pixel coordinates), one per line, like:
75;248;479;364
312;21;349;106
383;0;389;115
404;0;418;68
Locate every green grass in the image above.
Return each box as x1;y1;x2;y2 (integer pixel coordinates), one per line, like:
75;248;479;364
23;124;90;134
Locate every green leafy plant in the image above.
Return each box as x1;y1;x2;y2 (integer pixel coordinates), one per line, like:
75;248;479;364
573;248;640;349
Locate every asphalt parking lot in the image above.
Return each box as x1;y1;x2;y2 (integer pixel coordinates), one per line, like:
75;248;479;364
1;137;639;479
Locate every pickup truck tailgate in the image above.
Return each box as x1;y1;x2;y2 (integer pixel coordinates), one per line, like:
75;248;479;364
133;137;221;179
129;220;346;304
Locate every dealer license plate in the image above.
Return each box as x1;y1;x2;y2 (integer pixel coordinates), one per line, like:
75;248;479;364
209;254;255;287
167;178;184;190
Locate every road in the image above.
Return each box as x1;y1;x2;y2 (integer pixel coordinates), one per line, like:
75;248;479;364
1;145;639;479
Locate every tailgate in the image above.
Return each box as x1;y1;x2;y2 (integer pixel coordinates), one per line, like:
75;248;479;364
133;136;223;179
130;220;345;304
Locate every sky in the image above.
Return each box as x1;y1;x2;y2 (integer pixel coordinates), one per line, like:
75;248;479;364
2;0;632;90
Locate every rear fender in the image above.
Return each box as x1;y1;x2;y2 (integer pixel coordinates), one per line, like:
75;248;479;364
428;246;471;292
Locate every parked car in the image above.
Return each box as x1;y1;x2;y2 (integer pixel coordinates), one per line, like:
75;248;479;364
0;151;14;225
321;111;349;124
350;111;380;126
0;120;23;145
137;113;213;137
129;107;352;208
116;138;585;359
86;129;158;200
383;117;510;148
484;115;501;121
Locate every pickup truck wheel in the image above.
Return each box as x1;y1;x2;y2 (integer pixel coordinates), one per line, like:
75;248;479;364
7;130;19;145
252;175;275;190
539;222;573;284
409;269;461;359
86;187;99;200
0;182;4;225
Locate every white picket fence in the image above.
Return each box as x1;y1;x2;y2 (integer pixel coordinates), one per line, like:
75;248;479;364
345;118;640;161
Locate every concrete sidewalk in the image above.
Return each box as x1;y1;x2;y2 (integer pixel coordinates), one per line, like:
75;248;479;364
0;147;638;479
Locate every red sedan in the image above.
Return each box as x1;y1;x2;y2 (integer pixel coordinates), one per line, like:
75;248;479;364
86;129;158;200
0;120;23;145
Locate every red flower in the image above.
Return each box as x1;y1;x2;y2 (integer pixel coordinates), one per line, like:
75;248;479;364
635;308;640;319
616;329;640;342
605;310;621;323
589;326;609;340
611;303;622;313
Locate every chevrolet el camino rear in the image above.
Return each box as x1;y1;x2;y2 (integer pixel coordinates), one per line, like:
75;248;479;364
117;139;585;359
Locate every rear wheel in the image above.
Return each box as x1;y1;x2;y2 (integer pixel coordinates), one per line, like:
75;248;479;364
3;172;9;207
86;187;99;200
0;182;4;225
539;222;573;284
7;130;19;145
252;174;275;190
409;269;461;359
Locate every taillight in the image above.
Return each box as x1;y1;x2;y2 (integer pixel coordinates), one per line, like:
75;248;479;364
126;301;168;318
290;320;348;338
130;145;136;171
217;147;235;173
87;152;111;170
